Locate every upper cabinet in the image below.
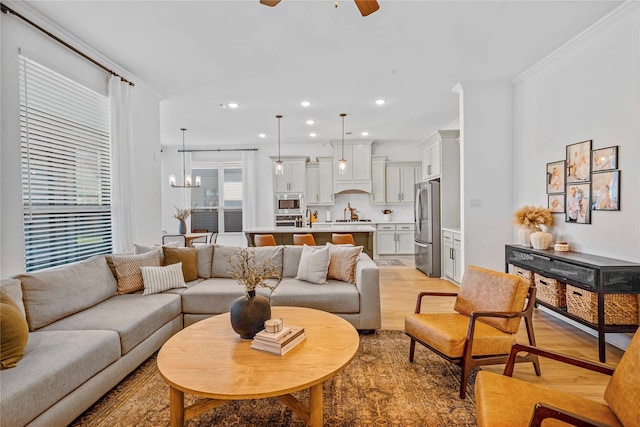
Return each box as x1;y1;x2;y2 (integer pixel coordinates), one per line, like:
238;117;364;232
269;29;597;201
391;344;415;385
419;129;459;182
331;140;372;193
370;155;387;205
269;156;309;193
306;156;334;205
386;162;421;204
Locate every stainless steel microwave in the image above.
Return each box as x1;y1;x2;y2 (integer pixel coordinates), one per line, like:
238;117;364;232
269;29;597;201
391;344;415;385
274;194;304;214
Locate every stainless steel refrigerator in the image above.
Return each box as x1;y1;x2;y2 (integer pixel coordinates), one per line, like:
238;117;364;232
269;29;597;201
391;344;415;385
414;180;441;277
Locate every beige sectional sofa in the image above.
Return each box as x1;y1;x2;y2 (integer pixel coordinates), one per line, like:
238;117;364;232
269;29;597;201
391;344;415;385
0;244;380;427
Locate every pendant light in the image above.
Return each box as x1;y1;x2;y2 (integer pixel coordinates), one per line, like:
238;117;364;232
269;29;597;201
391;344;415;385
338;113;347;175
169;128;201;188
274;115;284;176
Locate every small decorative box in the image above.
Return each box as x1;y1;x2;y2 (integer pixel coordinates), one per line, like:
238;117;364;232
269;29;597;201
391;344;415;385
554;242;570;252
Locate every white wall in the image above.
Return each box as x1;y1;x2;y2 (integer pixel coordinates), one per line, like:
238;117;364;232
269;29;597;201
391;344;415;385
0;8;162;274
513;2;640;262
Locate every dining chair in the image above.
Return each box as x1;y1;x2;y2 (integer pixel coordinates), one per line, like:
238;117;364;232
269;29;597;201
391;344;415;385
255;234;277;247
293;234;316;246
332;233;355;245
161;234;186;247
405;265;540;398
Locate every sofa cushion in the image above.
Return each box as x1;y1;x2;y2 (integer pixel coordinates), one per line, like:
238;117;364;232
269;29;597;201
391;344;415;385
39;293;181;355
296;245;330;284
0;278;25;316
16;256;117;330
0;293;29;369
212;245;283;279
110;251;162;295
475;371;622;427
163;246;198;281
283;245;304;278
0;330;120;427
134;241;180;264
181;278;273;314
195;244;214;278
326;244;363;284
270;278;360;313
141;263;187;295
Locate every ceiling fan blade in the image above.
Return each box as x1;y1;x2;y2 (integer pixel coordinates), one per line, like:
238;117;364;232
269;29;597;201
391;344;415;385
260;0;281;7
354;0;379;16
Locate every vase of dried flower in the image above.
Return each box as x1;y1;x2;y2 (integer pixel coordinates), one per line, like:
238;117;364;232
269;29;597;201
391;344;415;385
517;225;541;247
178;220;187;235
530;231;553;250
230;290;271;339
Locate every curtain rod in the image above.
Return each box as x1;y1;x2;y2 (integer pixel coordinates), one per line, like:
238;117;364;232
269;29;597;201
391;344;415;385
179;148;259;152
1;2;134;86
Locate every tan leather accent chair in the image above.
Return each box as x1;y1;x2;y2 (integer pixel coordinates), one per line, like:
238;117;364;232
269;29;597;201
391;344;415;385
405;265;540;398
332;233;355;245
254;234;277;247
475;330;640;427
293;234;316;246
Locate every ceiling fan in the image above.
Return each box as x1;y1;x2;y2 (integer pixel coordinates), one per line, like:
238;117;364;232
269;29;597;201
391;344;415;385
260;0;380;17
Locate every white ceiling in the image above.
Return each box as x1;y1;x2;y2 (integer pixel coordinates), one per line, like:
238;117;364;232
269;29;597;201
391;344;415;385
24;0;621;148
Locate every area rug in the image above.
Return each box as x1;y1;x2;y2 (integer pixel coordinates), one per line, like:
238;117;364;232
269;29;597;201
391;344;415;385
374;259;405;266
71;330;477;426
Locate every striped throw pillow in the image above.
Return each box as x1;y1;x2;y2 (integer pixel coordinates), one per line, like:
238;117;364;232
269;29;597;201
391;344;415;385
141;263;187;295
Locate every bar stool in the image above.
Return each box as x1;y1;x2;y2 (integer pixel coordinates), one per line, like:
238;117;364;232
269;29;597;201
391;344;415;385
254;234;276;247
293;234;316;246
332;233;355;245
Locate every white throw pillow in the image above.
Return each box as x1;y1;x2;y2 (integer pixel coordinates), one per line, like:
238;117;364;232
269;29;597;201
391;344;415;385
295;245;330;285
141;263;187;295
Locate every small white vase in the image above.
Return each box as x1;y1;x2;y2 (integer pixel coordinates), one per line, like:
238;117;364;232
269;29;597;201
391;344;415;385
530;231;553;250
517;226;533;247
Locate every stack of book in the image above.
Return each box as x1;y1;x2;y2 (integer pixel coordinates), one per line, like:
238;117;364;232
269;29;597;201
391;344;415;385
250;325;306;355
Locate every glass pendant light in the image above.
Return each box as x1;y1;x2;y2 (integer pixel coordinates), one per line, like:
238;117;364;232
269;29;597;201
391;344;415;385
338;113;347;175
170;128;201;187
274;115;284;176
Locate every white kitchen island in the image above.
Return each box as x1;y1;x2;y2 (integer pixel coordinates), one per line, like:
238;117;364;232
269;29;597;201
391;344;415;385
244;225;376;258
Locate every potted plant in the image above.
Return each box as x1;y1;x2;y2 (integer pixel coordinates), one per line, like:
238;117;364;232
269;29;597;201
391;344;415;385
381;209;393;221
512;205;554;248
173;206;194;234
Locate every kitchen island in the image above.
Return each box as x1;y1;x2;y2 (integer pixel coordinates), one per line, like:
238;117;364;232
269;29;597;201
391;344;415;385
244;225;376;258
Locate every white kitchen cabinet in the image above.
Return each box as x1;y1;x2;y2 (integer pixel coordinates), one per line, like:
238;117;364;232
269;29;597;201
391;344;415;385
421;140;441;181
385;162;420;204
370;156;387;205
271;156;308;193
331;140;372;193
306;157;334;205
442;229;462;284
376;223;415;256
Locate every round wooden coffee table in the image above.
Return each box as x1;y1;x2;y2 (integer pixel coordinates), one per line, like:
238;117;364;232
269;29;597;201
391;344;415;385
157;306;359;426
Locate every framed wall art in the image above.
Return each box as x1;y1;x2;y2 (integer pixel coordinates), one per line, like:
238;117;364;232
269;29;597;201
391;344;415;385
546;160;565;194
591;170;620;211
566;140;592;183
566;183;591;224
548;194;565;213
592;146;618;171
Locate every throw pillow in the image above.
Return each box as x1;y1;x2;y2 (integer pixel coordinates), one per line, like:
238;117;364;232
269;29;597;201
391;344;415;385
1;292;29;369
141;263;187;295
327;244;363;284
163;247;198;282
111;251;161;295
295;245;330;285
134;241;180;265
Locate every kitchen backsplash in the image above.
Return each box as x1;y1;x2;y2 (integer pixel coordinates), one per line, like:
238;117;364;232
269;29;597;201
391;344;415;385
311;193;414;223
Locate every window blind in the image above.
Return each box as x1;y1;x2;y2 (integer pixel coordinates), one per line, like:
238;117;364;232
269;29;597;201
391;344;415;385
19;54;112;272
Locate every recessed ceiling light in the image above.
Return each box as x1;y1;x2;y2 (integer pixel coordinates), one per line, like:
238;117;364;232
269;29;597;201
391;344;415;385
361;131;369;136
300;101;311;107
375;99;386;106
228;102;239;109
259;133;266;138
306;120;315;125
309;133;317;137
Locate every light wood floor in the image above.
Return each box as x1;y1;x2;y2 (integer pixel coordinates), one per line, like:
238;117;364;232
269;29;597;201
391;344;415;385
378;256;626;404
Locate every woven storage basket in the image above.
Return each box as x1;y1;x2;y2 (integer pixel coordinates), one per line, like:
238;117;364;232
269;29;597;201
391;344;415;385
566;284;639;325
511;265;534;285
534;273;566;308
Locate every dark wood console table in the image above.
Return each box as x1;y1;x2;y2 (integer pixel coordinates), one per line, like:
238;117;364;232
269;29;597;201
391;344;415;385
505;244;640;362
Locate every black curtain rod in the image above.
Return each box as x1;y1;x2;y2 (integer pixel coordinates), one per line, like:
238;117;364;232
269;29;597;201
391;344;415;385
1;2;134;86
179;148;259;152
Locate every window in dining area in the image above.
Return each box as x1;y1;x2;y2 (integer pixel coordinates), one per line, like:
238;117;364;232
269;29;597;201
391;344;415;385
191;163;243;233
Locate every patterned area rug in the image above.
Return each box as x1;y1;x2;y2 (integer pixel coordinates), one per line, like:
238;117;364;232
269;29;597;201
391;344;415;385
71;331;477;426
374;259;406;266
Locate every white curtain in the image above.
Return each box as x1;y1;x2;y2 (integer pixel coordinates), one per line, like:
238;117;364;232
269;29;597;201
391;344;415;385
242;150;257;230
109;75;136;253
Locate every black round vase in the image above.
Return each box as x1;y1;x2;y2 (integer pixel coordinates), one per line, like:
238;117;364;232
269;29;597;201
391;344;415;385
230;290;271;339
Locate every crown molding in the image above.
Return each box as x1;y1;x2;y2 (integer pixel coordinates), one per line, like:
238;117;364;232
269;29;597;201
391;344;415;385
513;0;639;85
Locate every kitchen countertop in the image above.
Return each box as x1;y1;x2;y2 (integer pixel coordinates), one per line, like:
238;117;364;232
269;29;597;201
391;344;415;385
244;225;377;233
442;227;461;234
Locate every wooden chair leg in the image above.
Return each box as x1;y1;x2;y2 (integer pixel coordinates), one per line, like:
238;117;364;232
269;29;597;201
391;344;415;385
409;338;416;362
524;311;542;376
459;362;470;399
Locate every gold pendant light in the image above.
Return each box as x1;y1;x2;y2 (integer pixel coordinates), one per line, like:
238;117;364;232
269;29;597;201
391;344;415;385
338;113;347;175
169;128;201;188
274;115;284;176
